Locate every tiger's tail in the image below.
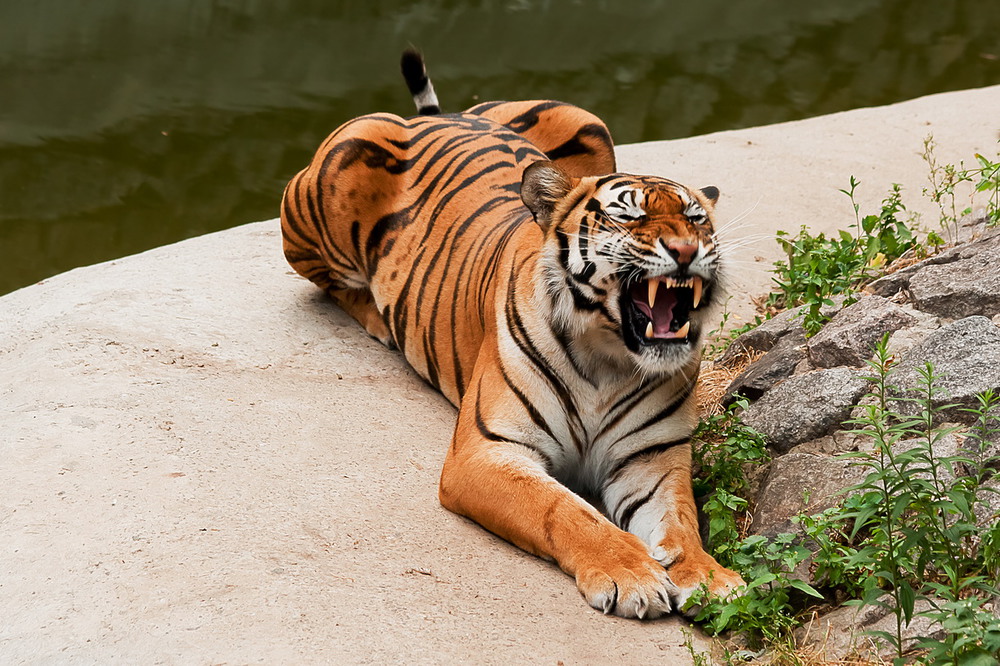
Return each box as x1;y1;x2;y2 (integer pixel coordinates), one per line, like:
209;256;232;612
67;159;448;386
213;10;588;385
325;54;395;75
400;48;441;115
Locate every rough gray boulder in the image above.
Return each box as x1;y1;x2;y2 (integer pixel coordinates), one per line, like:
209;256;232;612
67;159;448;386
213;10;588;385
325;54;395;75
806;295;917;368
717;308;803;363
717;300;841;365
751;453;867;535
788;430;872;456
741;367;871;453
869;228;1000;319
890;316;1000;423
723;330;806;403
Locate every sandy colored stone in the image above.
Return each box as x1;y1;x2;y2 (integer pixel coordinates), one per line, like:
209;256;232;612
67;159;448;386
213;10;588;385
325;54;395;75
3;84;1000;662
752;453;867;534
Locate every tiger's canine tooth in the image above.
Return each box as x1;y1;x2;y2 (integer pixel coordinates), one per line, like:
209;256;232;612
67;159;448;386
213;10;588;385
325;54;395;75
648;278;658;309
676;321;691;339
692;277;703;309
645;321;654;339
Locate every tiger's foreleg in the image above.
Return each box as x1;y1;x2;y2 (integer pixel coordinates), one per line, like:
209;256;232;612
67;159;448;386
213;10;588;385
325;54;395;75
601;443;745;611
439;378;676;619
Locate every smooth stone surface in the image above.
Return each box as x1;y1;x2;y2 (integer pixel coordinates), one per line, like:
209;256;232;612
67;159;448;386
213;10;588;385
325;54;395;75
4;84;1000;662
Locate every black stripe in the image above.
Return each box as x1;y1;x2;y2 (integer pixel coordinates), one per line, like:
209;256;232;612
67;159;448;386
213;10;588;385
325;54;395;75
616;473;669;531
619;381;696;443
594;174;621;190
606;438;689;486
514;146;540;163
498;360;559;449
596;376;671;441
477;215;526;328
566;278;602;311
561;186;590;218
502;101;566;133
413;191;514;396
464;100;507;115
546;316;597;389
422;333;440;390
484;371;556;472
475;392;509;443
281;178;356;276
505;267;586;453
572;217;598;284
544;123;615;163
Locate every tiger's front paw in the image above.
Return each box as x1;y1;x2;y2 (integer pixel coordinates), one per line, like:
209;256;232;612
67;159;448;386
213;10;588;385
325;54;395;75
574;534;673;619
652;547;744;614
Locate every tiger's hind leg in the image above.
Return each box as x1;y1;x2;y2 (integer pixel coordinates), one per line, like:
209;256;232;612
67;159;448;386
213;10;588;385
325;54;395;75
281;201;392;346
280;114;412;348
281;241;393;345
327;286;393;346
465;100;617;177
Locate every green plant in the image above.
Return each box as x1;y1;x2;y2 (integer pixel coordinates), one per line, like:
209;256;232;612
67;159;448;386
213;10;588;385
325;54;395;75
689;402;824;649
687;532;822;648
833;337;1000;664
922;136;1000;238
691;338;1000;663
692;141;1000;662
692;397;770;561
767;179;918;335
702;298;765;361
681;628;714;666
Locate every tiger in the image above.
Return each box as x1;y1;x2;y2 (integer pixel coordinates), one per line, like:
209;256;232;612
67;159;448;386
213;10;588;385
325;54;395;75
280;49;744;618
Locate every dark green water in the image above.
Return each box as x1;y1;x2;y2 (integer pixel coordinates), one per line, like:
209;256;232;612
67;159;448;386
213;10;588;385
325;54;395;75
1;0;998;295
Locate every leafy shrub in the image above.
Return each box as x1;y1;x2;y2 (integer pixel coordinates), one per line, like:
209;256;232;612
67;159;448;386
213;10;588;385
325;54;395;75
689;145;1000;663
692;398;770;561
767;180;918;335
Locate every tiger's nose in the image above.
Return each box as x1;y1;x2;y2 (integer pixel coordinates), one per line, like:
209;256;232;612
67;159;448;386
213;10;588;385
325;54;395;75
664;240;699;266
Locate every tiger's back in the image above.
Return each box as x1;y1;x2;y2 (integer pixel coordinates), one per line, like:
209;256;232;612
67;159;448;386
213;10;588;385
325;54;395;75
281;106;614;405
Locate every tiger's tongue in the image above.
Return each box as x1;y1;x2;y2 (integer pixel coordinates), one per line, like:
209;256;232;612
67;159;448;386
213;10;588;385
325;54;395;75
631;286;677;336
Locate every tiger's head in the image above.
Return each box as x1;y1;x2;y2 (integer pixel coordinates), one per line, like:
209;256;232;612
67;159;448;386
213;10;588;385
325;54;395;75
522;161;721;378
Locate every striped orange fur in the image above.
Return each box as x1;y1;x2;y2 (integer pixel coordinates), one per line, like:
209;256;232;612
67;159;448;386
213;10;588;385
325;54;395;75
280;51;743;618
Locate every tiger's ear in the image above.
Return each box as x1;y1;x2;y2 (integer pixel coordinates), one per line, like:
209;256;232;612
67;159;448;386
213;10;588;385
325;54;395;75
699;186;720;207
521;161;576;231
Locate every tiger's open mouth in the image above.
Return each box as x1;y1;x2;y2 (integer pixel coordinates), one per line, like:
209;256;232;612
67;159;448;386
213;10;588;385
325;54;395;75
619;274;706;350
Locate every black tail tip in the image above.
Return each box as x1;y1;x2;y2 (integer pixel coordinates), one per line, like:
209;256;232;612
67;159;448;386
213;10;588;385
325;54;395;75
400;48;426;91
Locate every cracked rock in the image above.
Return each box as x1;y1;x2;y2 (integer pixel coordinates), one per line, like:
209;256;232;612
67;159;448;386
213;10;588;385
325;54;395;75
869;228;1000;319
890;316;1000;423
723;330;806;403
751;453;867;534
741;367;871;453
807;295;917;368
718;300;842;365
